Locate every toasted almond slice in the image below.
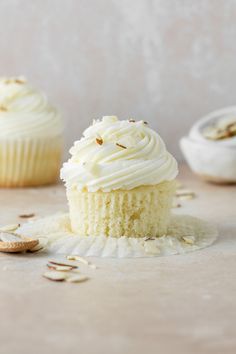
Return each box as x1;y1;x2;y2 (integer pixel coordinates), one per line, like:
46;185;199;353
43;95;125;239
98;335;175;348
27;238;48;253
47;264;74;271
0;232;22;242
182;236;195;245
96;138;103;145
19;213;35;219
66;275;89;283
48;260;78;269
0;232;39;253
0;105;7;111
176;190;196;200
0;224;20;232
15;78;25;84
66;255;77;261
43;271;68;281
116;143;127;149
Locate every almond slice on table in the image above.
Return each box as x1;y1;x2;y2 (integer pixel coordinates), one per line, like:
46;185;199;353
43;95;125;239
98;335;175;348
48;260;79;269
0;231;39;253
67;255;89;265
19;213;35;219
47;264;74;271
43;271;68;282
67;255;97;269
66;274;89;283
0;224;20;232
175;189;196;200
27;238;48;253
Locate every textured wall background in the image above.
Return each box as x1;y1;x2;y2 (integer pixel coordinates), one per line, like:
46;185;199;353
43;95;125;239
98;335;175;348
0;0;236;160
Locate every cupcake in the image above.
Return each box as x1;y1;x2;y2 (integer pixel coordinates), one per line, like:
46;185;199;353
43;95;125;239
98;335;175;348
180;106;236;183
0;77;63;187
61;116;178;237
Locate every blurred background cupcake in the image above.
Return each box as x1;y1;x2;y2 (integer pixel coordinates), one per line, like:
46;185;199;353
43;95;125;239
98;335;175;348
0;77;63;187
180;107;236;183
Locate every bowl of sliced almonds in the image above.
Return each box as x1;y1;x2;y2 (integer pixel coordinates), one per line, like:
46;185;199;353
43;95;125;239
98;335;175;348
180;106;236;183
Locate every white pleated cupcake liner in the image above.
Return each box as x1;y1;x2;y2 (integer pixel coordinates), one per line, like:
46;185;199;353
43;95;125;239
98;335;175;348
0;136;62;186
15;213;218;258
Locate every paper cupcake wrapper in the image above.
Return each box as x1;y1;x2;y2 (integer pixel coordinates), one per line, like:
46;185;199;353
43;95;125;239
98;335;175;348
0;136;62;187
16;213;218;258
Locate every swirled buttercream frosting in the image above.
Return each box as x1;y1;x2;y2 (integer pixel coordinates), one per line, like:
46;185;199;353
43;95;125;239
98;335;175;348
61;116;178;192
0;77;63;138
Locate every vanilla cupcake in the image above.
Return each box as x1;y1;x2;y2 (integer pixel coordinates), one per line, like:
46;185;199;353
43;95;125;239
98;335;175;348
0;77;63;187
61;116;178;237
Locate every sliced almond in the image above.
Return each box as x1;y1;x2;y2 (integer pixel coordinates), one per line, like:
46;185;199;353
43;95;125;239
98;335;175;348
66;255;77;261
182;236;195;245
47;264;74;271
19;213;35;219
0;224;20;232
66;255;97;269
15;78;25;84
48;260;78;269
203;120;236;141
0;232;22;242
66;255;89;265
27;238;48;253
66;275;89;283
0;105;7;111
176;190;196;200
116;143;127;149
43;271;68;282
0;231;39;253
96;138;103;145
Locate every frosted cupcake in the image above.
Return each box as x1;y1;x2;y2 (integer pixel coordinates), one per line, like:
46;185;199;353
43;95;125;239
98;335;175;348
61;116;178;237
0;77;63;187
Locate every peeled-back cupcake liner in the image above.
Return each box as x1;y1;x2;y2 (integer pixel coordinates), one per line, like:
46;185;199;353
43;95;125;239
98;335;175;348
15;213;218;258
0;136;62;187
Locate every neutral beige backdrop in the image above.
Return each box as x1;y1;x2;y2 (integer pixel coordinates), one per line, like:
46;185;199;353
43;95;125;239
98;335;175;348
0;0;236;160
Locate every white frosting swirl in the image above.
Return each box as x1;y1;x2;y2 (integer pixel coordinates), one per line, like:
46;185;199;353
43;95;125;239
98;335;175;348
61;116;178;192
0;77;63;138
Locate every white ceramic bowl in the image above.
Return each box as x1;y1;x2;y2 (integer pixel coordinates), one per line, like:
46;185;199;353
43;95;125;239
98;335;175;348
180;106;236;183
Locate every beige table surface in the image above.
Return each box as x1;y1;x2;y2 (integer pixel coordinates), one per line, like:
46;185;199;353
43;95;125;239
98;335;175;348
0;164;235;354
